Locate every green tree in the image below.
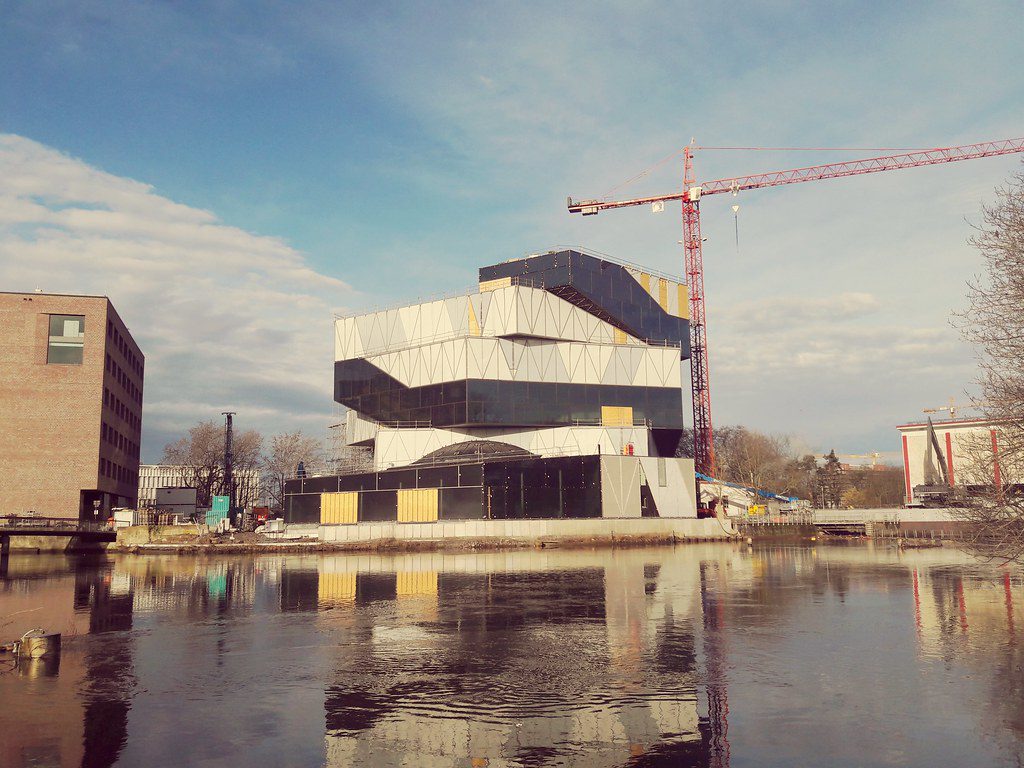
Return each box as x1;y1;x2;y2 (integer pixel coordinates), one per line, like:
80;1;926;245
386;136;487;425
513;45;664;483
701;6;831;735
816;450;845;509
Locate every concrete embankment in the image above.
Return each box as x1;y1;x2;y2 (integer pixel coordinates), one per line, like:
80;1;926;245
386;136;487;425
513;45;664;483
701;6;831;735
113;517;736;554
1;534;110;553
813;508;970;539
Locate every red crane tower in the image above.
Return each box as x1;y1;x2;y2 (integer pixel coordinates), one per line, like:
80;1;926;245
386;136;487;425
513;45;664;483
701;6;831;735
568;137;1024;477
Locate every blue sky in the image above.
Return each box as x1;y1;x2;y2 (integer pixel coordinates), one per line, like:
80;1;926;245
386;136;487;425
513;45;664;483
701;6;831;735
2;1;1023;463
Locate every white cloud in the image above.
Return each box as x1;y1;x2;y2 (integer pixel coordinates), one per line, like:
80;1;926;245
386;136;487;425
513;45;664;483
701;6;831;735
0;134;356;458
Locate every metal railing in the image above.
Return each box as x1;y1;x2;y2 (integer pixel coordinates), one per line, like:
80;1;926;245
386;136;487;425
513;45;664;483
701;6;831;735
546;245;686;282
0;514;109;532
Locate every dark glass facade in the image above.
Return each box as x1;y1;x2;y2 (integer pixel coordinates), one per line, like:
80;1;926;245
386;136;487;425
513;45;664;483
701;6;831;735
479;250;691;358
284;455;604;524
336;362;684;429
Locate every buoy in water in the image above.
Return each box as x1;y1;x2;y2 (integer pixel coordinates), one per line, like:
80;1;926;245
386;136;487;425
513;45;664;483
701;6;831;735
17;630;61;659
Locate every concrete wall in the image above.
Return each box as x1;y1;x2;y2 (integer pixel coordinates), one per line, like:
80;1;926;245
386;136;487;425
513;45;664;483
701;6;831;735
319;516;731;546
115;525;202;547
1;535;110;552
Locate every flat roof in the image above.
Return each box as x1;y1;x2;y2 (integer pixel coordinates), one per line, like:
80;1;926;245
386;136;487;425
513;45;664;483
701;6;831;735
2;291;144;357
0;290;110;300
897;417;994;429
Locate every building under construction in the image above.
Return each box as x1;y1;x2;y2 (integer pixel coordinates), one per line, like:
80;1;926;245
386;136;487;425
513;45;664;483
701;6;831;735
285;250;700;526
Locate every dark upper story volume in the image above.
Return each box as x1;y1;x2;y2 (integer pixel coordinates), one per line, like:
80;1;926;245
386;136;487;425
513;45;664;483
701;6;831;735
478;250;691;359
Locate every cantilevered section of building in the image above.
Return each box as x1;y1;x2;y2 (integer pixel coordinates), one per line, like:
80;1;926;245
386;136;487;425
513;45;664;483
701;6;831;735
286;250;698;524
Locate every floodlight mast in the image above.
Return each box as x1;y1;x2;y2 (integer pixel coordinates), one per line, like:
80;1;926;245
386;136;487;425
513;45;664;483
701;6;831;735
568;136;1024;478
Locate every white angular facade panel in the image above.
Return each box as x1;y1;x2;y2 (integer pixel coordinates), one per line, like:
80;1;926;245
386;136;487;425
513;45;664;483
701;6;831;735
361;337;679;389
373;426;652;470
335;286;647;363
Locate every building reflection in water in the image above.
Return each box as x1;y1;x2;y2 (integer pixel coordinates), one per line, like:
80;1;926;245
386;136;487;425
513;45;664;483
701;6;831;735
1;545;1023;767
311;549;715;767
0;556;136;768
909;556;1024;752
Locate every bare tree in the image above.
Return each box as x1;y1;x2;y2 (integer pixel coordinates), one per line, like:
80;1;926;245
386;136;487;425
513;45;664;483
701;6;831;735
231;430;264;508
162;421;222;508
263;431;326;513
953;164;1024;559
679;424;818;501
713;426;794;497
162;420;263;508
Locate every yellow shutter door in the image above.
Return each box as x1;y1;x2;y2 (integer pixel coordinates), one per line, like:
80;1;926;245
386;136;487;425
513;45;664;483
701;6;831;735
320;492;358;525
397;488;439;522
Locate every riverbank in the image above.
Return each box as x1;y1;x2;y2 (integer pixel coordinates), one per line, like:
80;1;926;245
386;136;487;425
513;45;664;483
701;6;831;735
108;517;737;555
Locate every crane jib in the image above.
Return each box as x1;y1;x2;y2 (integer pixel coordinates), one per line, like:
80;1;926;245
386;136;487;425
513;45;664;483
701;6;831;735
568;137;1024;213
567;134;1024;483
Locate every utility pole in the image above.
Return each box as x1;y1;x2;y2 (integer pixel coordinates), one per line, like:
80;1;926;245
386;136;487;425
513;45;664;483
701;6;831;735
222;411;236;514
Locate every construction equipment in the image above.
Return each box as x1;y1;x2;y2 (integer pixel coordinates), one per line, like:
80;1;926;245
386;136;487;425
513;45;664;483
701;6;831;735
569;137;1024;476
923;397;989;420
830;452;883;468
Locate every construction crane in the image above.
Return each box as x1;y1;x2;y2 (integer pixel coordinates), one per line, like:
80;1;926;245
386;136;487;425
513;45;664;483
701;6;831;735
829;452;883;468
922;397;989;420
568;137;1024;478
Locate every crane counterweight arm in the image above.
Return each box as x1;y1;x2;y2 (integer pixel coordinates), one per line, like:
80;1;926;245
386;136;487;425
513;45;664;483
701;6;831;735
568;137;1024;214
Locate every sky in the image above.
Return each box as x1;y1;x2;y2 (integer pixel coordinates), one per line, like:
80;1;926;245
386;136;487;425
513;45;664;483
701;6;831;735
2;1;1023;464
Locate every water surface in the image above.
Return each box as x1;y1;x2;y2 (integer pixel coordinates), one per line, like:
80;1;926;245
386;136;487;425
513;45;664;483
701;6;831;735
1;543;1022;767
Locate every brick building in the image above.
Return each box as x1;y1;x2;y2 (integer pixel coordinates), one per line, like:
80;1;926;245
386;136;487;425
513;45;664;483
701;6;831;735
0;292;144;520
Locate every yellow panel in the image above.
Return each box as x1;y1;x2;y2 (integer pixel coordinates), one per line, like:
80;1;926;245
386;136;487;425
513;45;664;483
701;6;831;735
398;488;439;523
479;277;512;292
676;284;690;320
601;405;634;427
397;571;439;596
613;327;627;345
319;572;356;603
658;278;669;310
638;272;651;293
467;300;481;336
321;492;358;525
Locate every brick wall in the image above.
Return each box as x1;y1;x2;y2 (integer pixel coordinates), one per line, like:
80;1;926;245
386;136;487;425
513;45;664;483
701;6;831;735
0;293;144;518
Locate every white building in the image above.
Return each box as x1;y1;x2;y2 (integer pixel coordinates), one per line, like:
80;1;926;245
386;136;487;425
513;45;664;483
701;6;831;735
896;417;1019;503
138;464;261;507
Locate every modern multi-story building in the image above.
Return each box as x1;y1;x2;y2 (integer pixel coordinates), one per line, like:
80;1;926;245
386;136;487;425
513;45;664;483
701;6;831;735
286;249;699;525
0;292;144;520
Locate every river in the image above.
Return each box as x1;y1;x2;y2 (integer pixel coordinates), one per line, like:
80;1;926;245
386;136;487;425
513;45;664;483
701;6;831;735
1;542;1022;767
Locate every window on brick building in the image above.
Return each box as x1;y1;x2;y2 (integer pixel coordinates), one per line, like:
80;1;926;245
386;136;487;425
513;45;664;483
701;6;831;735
47;315;85;364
